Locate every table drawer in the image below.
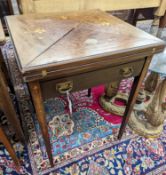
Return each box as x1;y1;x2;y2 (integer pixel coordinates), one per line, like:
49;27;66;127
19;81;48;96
41;59;145;100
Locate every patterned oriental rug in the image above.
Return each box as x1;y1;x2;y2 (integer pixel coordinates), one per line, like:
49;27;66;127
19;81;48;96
1;20;166;174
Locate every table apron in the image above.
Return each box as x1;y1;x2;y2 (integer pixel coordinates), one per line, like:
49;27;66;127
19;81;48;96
40;59;145;100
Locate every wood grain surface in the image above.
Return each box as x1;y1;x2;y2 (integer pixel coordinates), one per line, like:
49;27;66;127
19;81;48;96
6;10;165;81
19;0;161;14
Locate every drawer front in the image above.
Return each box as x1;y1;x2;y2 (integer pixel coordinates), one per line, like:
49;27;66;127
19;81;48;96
41;59;145;100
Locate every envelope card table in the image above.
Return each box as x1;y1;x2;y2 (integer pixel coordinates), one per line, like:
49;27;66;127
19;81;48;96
6;10;165;167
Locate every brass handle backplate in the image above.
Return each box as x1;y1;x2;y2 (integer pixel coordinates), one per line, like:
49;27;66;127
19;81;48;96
120;67;134;78
56;81;73;94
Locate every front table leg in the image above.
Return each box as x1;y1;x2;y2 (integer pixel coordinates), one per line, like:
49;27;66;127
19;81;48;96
118;56;152;139
29;81;54;167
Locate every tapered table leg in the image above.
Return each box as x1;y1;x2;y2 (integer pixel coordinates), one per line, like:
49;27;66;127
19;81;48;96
118;56;152;139
28;81;54;167
0;68;24;142
0;127;20;166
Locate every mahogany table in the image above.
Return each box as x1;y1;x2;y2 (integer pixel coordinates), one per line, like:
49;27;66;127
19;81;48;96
6;10;165;167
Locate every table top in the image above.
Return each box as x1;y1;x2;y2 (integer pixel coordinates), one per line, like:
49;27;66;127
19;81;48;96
0;20;5;45
6;10;165;81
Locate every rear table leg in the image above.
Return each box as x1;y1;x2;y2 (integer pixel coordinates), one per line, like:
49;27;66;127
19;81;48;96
118;56;152;139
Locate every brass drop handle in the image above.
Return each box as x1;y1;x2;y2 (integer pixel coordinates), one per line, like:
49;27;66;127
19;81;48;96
120;67;134;78
56;81;73;117
56;81;73;94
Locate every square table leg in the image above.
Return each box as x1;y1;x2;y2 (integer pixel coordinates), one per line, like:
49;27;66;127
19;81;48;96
118;56;152;139
0;127;20;166
28;81;54;167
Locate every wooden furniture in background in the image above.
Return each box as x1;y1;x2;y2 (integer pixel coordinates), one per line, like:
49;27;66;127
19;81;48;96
0;67;24;143
0;19;5;43
0;19;10;83
17;0;161;14
0;0;13;17
16;0;166;37
6;10;165;166
150;0;166;36
0;20;24;140
17;0;166;23
159;11;166;27
129;5;166;37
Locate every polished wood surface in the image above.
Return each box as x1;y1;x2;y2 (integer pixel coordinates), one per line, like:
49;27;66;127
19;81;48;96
6;10;165;81
28;81;54;166
0;19;24;142
18;0;161;14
